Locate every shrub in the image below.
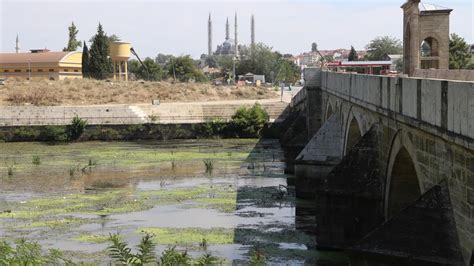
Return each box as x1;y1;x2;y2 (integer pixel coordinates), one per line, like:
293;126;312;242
230;103;269;137
0;239;72;265
107;233;156;265
40;126;67;142
12;127;39;141
90;128;120;141
66;115;87;141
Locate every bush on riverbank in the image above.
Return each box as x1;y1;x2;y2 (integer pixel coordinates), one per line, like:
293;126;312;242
0;104;274;142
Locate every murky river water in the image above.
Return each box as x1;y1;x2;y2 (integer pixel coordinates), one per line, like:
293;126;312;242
0;139;348;265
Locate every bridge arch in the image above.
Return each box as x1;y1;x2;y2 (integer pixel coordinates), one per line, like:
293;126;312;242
384;130;423;219
343;109;363;156
325;100;335;122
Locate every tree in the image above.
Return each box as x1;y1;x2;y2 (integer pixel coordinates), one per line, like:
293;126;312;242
449;33;471;69
168;56;206;82
155;53;173;65
129;58;163;81
348;46;358;61
81;41;90;78
235;43;300;84
365;36;402;61
88;23;112;80
63;22;81;51
311;42;318;52
108;34;121;44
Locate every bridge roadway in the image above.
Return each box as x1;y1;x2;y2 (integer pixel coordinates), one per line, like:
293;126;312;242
286;68;473;265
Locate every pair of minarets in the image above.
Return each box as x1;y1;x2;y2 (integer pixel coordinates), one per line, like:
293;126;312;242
208;13;255;57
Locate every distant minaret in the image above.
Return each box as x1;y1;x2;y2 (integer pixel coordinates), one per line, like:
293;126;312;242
208;13;213;56
225;17;230;41
234;13;239;57
251;15;255;48
15;34;20;53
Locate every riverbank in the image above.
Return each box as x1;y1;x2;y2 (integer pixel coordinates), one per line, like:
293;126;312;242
0;78;278;106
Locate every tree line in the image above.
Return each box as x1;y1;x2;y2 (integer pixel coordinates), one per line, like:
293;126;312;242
338;34;473;70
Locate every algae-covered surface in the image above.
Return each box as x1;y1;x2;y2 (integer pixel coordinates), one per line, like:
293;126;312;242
0;139;348;265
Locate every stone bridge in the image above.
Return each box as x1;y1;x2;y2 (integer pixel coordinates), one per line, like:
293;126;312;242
282;68;473;265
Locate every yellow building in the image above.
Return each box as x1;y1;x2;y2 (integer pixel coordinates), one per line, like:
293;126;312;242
0;50;82;80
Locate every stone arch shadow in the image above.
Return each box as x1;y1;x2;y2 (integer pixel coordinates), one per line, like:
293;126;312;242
384;129;424;219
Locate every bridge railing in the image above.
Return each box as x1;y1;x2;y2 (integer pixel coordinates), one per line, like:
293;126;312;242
305;68;474;141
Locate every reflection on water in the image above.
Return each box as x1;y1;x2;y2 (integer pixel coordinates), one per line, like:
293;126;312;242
0;139;348;265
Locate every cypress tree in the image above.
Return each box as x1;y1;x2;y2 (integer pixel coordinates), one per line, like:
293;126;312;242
89;23;112;80
348;46;358;61
81;41;89;78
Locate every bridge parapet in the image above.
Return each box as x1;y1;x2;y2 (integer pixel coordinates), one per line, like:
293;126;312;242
304;68;474;148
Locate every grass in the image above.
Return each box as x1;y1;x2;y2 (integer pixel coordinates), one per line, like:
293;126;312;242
32;154;41;165
139;227;234;245
1;78;278;106
203;159;214;174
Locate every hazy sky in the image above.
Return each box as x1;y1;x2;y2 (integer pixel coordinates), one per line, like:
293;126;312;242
1;0;472;59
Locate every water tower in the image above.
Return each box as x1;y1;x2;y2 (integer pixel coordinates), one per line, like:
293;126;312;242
109;42;131;81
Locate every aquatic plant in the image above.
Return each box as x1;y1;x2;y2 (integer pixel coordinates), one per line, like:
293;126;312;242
69;165;79;177
0;239;72;265
171;159;176;171
66;115;87;141
203;159;214;174
199;238;208;250
107;232;156;265
7;165;14;177
249;248;267;266
88;158;97;167
32;154;41;165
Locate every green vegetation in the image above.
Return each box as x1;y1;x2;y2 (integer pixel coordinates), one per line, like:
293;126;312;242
365;36;402;60
63;22;81;52
108;232;156;265
168;56;207;82
249;249;267;266
348;46;358;61
129;58;164;81
66;115;87;141
203;159;214;174
230;103;269;137
449;33;472;69
139;228;234;245
40;126;67;142
0;239;72;265
72;234;110;244
7;165;14;177
236;43;300;84
107;233;223;265
82;41;90;78
32;154;41;165
89;23;112;80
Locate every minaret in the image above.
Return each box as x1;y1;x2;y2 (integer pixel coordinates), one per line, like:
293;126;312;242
234;13;239;57
251;15;255;48
225;17;230;41
15;34;20;53
208;13;212;56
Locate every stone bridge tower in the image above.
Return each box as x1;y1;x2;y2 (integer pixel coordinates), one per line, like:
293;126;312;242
402;0;452;76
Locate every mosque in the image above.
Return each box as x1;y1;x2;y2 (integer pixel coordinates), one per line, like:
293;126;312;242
208;13;255;57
